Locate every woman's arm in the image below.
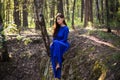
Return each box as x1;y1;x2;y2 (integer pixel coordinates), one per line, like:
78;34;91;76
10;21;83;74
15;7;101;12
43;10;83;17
60;28;69;42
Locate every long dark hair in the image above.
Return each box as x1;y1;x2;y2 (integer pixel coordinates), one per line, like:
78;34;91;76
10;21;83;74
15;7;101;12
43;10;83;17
53;13;67;38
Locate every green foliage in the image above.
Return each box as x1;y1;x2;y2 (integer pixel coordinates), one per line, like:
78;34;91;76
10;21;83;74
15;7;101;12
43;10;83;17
22;37;32;45
97;31;115;40
16;35;24;40
67;17;83;29
4;23;18;34
112;52;120;61
16;35;32;45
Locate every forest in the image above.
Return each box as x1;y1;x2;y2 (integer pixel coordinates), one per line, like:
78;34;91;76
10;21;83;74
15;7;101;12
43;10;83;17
0;0;120;80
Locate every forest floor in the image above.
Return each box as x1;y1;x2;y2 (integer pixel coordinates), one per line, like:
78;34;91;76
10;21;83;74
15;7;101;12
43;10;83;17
0;27;120;80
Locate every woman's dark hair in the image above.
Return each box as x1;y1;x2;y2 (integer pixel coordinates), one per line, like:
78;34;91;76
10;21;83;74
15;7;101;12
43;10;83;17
53;13;67;38
0;16;3;24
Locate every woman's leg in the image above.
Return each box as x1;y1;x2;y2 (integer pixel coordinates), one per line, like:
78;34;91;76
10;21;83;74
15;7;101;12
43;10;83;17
56;62;60;70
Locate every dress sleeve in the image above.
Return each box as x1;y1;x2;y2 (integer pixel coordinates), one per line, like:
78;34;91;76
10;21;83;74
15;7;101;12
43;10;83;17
60;27;69;42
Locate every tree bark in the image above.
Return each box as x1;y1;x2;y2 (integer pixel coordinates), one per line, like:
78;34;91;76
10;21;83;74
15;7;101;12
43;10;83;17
71;0;76;29
105;0;111;32
13;0;21;27
84;0;93;27
66;0;70;21
57;0;64;14
50;0;55;27
84;0;89;27
23;0;28;27
34;0;50;79
96;0;100;22
34;0;50;55
0;15;9;61
81;0;84;22
100;0;104;24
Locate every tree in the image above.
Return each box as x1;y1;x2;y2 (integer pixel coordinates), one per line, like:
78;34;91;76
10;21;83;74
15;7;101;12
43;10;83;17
84;0;93;27
34;0;51;79
81;0;84;22
96;0;100;22
13;0;21;27
105;0;111;32
0;15;9;61
57;0;64;14
100;0;104;24
66;0;70;21
71;0;76;29
34;0;50;56
22;0;28;27
50;0;55;27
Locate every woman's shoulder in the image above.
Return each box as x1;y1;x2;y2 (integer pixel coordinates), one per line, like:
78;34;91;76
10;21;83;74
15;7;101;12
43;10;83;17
64;26;69;30
60;25;69;31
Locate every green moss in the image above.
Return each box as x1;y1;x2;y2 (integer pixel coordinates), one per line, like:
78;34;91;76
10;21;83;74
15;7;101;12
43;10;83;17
89;60;108;80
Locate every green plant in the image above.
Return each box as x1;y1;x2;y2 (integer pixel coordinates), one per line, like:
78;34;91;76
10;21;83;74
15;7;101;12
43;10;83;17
4;23;18;34
16;35;32;45
112;53;120;61
22;37;32;45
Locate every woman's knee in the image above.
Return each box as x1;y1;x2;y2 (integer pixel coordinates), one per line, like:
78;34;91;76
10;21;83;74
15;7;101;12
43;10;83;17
53;40;60;44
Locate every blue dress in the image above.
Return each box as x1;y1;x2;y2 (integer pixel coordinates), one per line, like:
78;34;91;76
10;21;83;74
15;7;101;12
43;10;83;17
50;26;70;79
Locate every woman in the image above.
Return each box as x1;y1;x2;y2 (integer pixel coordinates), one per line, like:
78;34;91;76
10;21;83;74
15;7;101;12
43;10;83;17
50;13;70;79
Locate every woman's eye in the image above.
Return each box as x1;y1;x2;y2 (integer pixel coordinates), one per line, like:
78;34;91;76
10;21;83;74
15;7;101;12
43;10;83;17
57;18;61;20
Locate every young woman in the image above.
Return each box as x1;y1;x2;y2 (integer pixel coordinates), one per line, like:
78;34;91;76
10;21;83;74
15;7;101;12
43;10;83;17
50;13;70;79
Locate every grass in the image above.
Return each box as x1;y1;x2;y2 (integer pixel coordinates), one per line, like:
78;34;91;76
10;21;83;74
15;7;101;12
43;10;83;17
85;28;120;47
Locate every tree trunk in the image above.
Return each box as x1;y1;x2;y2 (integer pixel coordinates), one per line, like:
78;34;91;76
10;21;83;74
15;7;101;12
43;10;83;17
71;0;76;29
105;0;111;32
50;0;55;27
84;0;93;27
23;0;28;28
13;0;21;27
0;15;9;61
96;0;100;22
6;0;10;24
0;1;3;18
66;0;70;21
100;0;104;24
57;0;64;14
34;0;50;55
81;0;84;22
84;0;89;27
89;0;93;23
34;0;50;79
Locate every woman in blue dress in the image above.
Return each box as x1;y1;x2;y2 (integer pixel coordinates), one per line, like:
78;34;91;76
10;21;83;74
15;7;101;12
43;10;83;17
50;13;70;79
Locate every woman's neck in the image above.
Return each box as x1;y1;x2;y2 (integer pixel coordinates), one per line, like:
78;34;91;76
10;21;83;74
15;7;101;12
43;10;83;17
60;24;66;27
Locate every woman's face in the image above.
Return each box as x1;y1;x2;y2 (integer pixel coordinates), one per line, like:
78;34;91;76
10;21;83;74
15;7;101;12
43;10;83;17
57;17;64;25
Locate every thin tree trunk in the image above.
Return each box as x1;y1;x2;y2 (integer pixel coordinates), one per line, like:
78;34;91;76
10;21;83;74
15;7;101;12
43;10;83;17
57;0;64;14
84;0;89;27
0;15;9;61
13;0;21;28
100;0;104;24
7;0;10;24
44;0;48;24
23;0;28;27
34;0;50;79
105;0;111;32
89;0;93;23
0;1;9;61
71;0;76;29
0;1;3;18
34;0;50;56
84;0;93;27
96;0;100;22
66;0;70;21
50;0;55;27
81;0;84;22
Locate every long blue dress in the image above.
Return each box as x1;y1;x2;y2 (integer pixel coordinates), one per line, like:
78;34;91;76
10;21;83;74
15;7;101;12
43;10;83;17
50;26;70;79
